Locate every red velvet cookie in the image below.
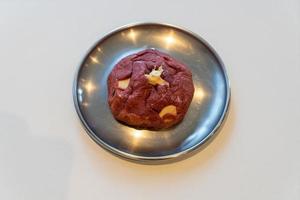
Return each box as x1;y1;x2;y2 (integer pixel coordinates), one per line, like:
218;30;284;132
107;49;194;129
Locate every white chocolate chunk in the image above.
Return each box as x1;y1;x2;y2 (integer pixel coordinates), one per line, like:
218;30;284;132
159;105;177;118
118;78;130;89
145;66;169;86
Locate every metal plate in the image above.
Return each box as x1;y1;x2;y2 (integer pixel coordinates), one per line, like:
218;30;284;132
73;23;230;164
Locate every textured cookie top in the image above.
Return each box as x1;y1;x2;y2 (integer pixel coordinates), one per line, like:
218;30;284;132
107;49;194;129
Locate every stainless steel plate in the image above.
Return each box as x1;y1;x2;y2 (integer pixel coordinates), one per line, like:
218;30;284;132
73;23;230;164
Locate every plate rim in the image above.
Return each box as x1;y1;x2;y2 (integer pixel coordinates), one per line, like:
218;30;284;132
72;22;231;164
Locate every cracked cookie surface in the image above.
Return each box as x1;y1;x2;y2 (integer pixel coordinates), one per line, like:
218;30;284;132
107;49;194;129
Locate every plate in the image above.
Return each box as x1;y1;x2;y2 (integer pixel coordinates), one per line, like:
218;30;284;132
73;23;230;164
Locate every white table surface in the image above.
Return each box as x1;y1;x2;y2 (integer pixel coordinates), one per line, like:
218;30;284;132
1;0;299;199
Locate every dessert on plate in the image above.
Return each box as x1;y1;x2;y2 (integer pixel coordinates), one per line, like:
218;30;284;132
107;49;194;129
